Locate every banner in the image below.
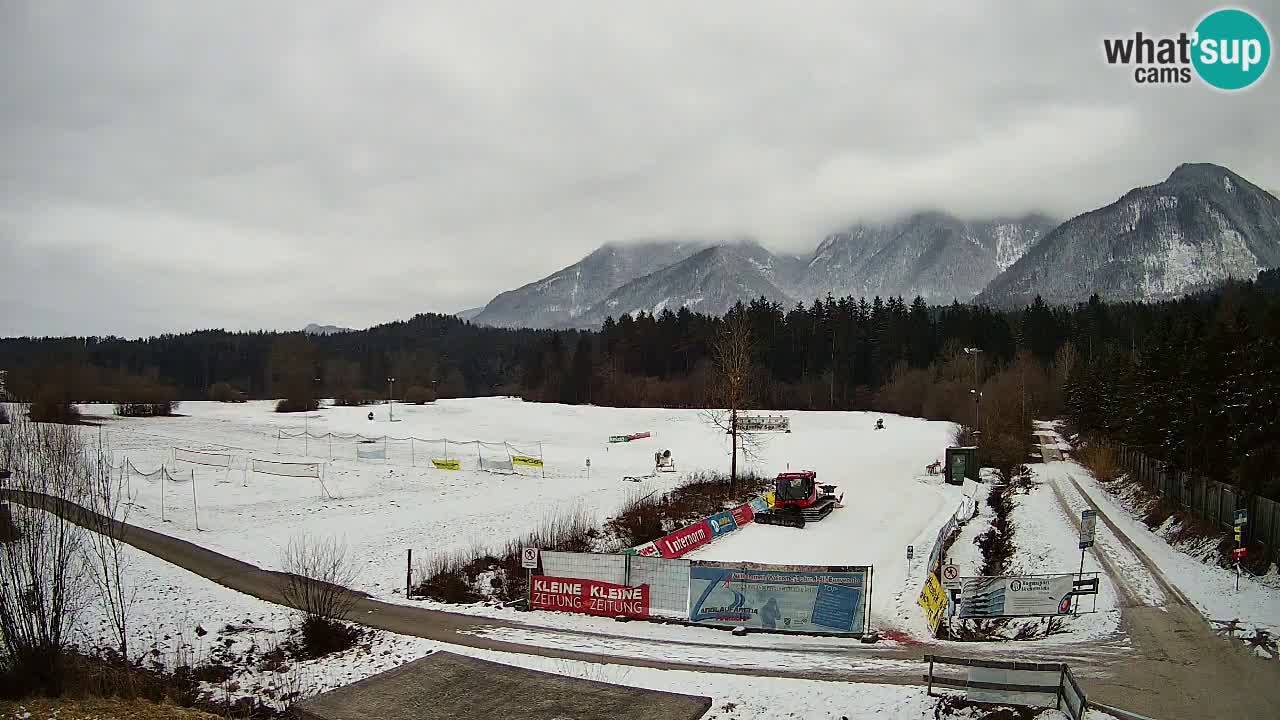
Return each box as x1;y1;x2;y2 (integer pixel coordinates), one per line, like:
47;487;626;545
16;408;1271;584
706;511;738;537
530;576;649;619
958;575;1076;618
608;435;631;443
628;431;651;441
431;458;461;470
511;455;543;468
749;496;769;514
918;572;948;633
689;562;868;634
175;448;232;468
482;458;515;472
762;491;776;508
656;520;712;558
356;445;386;460
252;459;322;479
627;541;661;557
730;503;755;527
736;415;790;432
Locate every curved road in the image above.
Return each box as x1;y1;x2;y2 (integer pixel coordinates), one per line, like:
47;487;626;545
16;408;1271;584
5;487;1278;719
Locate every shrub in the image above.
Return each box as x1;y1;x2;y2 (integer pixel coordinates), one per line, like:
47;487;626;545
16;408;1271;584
114;400;178;417
296;616;361;659
404;385;435;405
29;392;80;424
279;534;360;656
1076;440;1120;483
207;382;245;403
275;398;319;413
332;389;377;407
606;470;767;548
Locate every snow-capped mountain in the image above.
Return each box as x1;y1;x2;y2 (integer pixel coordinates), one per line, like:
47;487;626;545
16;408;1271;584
795;212;1056;304
471;240;710;328
303;323;354;335
570;240;802;328
977;164;1280;307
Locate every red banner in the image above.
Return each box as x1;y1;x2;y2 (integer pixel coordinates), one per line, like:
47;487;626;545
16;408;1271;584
530;576;649;619
730;503;754;527
629;431;651;441
657;520;712;558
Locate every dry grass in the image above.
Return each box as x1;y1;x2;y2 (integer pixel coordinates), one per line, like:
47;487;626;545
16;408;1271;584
1;697;223;720
1075;441;1120;483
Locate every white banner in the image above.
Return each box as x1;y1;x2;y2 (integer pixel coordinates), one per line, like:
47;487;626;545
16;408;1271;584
958;574;1077;618
481;458;515;472
356;445;386;460
252;458;322;479
175;448;232;468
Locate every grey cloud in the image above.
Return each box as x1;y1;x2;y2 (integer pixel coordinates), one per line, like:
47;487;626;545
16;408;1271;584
2;1;1277;336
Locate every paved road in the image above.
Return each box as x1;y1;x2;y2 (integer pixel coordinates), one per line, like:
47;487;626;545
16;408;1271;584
6;485;1278;718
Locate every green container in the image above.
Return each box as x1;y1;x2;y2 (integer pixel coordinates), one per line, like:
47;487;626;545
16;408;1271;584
945;447;978;485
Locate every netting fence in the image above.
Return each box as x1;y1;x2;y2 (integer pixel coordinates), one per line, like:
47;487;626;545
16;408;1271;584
273;429;545;475
539;550;691;618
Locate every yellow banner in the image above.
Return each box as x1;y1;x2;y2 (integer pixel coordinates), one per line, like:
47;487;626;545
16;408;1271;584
511;455;544;468
763;491;776;508
431;458;461;471
917;572;948;634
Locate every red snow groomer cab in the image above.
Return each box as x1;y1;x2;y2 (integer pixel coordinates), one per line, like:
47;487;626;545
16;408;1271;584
754;471;843;529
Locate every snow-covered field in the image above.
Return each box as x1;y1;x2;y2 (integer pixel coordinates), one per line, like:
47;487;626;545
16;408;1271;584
81;398;960;635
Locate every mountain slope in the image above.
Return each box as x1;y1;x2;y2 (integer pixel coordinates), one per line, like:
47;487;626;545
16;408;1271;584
977;164;1280;307
796;213;1056;303
303;323;353;335
472;240;708;328
572;241;800;327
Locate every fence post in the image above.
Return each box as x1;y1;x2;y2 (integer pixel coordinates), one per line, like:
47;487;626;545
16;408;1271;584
406;549;412;597
926;656;934;696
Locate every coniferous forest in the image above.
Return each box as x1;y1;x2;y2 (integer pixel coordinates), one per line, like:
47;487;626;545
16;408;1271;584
2;269;1277;499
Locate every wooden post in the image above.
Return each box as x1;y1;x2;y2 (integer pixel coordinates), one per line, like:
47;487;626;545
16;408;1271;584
539;441;545;479
191;469;200;531
926;656;934;696
160;467;166;523
406;549;413;597
410;437;415;466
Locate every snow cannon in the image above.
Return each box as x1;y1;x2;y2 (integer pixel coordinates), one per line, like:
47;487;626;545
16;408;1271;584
754;471;843;529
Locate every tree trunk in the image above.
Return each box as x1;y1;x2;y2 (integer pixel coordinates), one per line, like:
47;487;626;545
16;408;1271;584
730;407;738;494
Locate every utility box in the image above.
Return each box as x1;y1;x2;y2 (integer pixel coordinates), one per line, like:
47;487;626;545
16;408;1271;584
945;447;978;485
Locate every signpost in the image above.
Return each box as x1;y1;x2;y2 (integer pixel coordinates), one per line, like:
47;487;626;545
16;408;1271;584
907;544;914;562
1077;509;1097;615
522;547;539;609
942;564;961;589
1233;509;1247;591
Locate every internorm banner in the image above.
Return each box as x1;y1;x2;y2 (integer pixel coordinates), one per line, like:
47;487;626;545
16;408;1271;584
689;562;869;634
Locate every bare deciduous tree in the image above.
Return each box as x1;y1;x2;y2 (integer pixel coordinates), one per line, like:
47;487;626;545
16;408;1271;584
83;430;134;661
279;535;359;623
0;416;91;694
702;309;764;493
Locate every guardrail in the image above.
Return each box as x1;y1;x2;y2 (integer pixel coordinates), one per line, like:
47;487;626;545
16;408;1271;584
924;655;1087;720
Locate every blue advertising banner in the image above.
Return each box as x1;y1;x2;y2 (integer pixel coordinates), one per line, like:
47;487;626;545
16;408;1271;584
706;511;738;537
749;497;769;514
689;562;870;634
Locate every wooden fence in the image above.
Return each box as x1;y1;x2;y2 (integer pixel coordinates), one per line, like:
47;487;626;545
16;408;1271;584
1116;445;1280;566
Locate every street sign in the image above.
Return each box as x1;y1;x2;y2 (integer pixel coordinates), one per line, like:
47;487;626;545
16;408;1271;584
1234;508;1248;526
941;564;961;588
1079;509;1097;549
1232;547;1248;560
1234;529;1242;542
1072;577;1099;595
906;545;914;561
521;547;539;569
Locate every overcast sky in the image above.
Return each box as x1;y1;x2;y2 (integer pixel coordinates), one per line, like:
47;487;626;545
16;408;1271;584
2;2;1277;337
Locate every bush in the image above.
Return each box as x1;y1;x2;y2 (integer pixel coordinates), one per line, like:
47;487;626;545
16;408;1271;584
297;616;361;659
29;392;80;424
332;389;377;407
1076;440;1120;483
279;535;359;629
114;401;178;417
207;382;245;403
275;398;319;413
404;385;435;405
606;471;766;548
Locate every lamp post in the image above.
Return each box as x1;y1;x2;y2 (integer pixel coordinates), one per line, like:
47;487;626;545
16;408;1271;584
387;377;396;421
963;348;983;433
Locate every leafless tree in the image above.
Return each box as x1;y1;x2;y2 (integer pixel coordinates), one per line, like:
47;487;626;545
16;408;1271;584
0;416;92;694
83;430;134;661
279;534;359;623
702;309;764;493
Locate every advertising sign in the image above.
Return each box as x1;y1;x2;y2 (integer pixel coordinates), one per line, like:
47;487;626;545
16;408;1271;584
689;562;869;634
656;520;712;558
530;576;649;619
958;575;1077;618
1079;509;1097;549
511;455;543;468
707;511;738;537
918;572;948;633
749;496;770;514
628;541;661;557
730;503;755;527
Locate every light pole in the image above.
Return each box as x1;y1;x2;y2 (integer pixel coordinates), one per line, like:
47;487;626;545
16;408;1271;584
387;377;396;421
964;348;983;434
